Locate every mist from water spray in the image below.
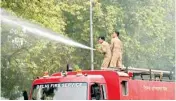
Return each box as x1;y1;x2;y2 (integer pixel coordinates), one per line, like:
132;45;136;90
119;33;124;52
1;8;95;50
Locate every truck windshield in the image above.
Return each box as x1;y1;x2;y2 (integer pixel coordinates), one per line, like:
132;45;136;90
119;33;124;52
31;82;87;100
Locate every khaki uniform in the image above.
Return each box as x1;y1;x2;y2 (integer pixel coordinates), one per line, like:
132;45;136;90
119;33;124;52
97;41;111;69
110;37;123;68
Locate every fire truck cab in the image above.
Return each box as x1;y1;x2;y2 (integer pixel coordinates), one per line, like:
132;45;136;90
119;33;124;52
27;68;175;100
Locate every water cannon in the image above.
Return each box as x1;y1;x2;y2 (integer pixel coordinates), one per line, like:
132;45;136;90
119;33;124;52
66;64;73;72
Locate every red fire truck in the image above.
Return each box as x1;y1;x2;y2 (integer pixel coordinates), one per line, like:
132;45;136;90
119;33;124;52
23;67;175;100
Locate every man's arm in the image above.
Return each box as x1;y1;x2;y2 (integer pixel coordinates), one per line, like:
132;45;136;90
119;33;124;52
110;39;114;51
97;44;106;54
101;44;107;54
120;41;123;53
97;44;103;53
121;42;123;53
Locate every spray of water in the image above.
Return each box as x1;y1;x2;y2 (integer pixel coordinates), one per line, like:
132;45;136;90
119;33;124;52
1;8;95;50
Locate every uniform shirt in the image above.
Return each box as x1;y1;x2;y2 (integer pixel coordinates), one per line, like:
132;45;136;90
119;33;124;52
110;37;123;53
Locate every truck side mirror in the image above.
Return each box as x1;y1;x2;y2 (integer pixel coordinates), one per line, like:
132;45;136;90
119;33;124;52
23;90;28;100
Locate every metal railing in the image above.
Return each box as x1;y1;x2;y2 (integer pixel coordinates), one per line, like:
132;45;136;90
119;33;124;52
102;66;174;81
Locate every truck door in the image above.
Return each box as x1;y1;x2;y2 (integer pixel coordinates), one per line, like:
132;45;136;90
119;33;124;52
100;84;107;100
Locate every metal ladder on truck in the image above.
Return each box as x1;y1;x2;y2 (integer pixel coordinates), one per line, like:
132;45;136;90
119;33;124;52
103;67;174;81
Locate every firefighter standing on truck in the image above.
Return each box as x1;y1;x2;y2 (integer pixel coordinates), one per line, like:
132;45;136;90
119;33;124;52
110;31;123;69
96;36;111;69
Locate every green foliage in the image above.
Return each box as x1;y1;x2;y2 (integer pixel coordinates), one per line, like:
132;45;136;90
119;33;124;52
1;0;174;99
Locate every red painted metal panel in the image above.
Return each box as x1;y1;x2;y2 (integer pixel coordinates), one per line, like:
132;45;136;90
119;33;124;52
120;79;175;100
33;75;106;85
